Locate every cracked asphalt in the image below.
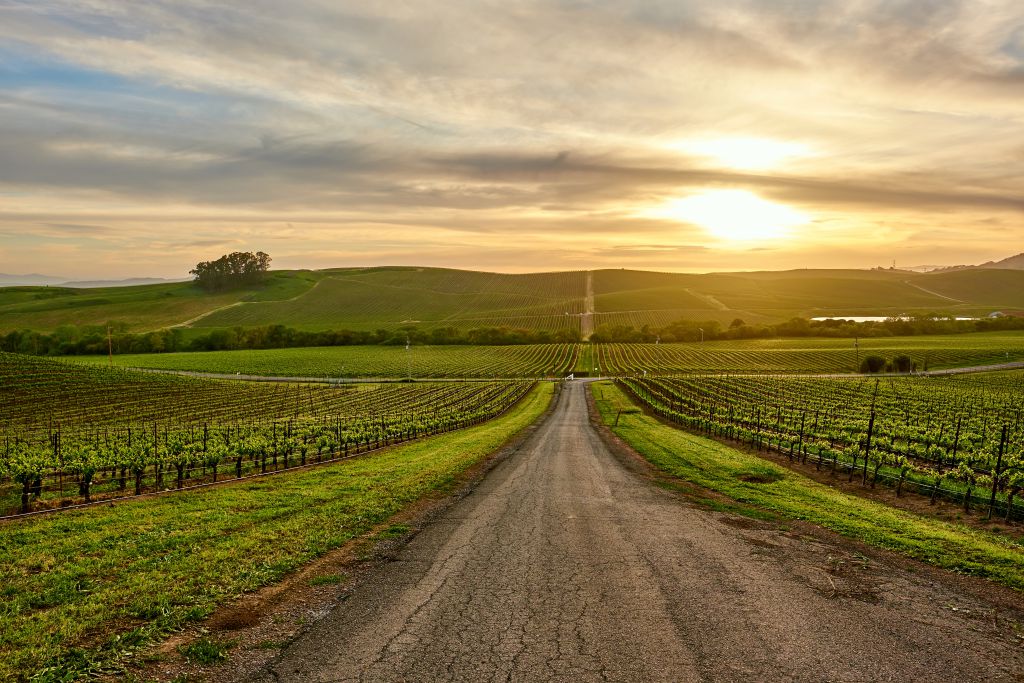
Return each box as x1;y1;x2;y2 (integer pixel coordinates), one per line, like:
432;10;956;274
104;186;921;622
250;381;1024;682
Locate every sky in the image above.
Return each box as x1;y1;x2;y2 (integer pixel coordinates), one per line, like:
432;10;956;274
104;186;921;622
0;0;1022;278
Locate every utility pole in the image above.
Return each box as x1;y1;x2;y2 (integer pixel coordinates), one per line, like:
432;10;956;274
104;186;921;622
107;326;113;367
699;328;704;342
405;336;412;380
854;336;860;372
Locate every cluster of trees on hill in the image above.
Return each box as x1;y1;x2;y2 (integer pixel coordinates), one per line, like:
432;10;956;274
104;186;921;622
589;313;1024;343
190;251;271;292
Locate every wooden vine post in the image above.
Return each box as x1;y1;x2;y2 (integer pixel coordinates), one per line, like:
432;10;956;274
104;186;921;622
986;424;1008;521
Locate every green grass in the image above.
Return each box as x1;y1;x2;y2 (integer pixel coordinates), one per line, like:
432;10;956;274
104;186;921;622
591;381;1024;590
6;265;1024;336
0;272;322;334
179;637;231;665
592;267;1024;321
0;382;553;682
192;268;586;332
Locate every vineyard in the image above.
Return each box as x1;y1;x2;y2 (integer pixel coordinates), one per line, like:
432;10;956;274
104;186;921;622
594;332;1024;374
64;344;580;378
0;353;533;515
619;371;1024;518
55;333;1024;378
592;309;777;330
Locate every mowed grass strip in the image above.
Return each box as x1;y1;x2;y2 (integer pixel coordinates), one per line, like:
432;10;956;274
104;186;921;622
0;382;553;682
591;381;1024;590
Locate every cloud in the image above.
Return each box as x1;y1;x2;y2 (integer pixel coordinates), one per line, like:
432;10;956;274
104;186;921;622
0;0;1022;277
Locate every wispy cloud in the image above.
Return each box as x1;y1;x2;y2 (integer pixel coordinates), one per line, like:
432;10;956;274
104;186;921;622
0;0;1022;277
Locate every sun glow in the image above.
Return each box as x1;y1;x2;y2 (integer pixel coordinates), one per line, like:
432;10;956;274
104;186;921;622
669;137;813;170
645;190;809;242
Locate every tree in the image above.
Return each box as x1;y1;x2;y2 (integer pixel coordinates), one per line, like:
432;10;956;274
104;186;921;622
860;355;886;373
892;354;913;373
190;251;271;292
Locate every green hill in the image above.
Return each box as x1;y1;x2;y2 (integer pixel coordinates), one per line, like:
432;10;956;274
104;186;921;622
192;267;586;332
2;265;1023;335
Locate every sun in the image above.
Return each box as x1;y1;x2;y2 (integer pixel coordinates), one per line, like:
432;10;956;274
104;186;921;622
644;190;809;242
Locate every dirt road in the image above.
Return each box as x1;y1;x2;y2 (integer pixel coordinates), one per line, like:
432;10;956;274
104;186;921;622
250;382;1023;682
580;270;595;341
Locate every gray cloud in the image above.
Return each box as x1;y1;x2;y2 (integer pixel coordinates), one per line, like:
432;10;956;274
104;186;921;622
1;0;1023;277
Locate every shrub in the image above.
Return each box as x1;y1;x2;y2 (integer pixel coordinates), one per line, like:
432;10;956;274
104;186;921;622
892;354;913;373
860;355;886;373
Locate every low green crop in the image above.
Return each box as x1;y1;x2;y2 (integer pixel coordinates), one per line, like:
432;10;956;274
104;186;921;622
0;382;553;681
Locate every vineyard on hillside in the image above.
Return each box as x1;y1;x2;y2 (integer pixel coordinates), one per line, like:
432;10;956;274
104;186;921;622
0;353;534;515
620;372;1024;517
64;344;581;378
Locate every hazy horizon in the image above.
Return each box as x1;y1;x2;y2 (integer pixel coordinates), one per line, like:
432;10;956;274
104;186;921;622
2;1;1022;279
0;258;1003;285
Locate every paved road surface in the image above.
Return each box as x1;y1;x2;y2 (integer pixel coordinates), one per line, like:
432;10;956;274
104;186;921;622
251;381;1022;682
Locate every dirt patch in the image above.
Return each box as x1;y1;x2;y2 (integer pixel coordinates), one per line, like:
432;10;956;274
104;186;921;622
718;516;770;530
739;473;781;484
207;607;261;632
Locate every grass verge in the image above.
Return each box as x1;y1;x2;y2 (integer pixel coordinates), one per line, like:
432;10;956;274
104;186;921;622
591;380;1024;591
0;382;553;682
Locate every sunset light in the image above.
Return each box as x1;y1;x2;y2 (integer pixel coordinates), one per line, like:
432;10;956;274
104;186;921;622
670;137;814;171
644;190;809;242
4;4;1024;680
0;2;1020;275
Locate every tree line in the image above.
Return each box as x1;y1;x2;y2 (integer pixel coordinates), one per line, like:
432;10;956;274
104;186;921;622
0;323;582;356
3;313;1023;357
589;313;1024;343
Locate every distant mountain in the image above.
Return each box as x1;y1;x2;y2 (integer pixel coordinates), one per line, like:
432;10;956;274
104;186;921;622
0;274;186;288
0;273;68;286
926;253;1024;273
979;253;1024;270
60;277;187;288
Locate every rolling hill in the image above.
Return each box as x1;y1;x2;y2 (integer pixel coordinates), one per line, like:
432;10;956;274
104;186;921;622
2;265;1024;336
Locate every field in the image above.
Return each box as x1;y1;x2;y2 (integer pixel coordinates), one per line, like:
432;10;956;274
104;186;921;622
6;320;1024;679
594;332;1024;374
619;371;1024;514
592;381;1024;588
0;353;534;514
192;268;587;332
58;331;1024;378
4;266;1024;335
62;344;580;378
0;271;320;333
0;380;554;681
